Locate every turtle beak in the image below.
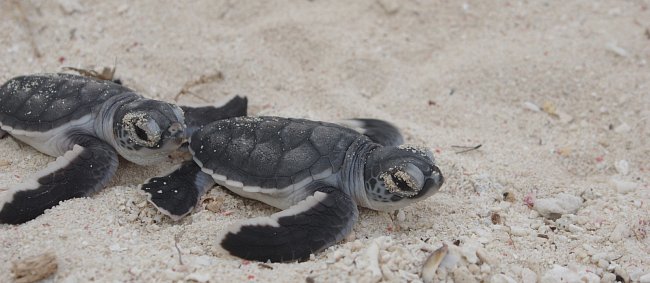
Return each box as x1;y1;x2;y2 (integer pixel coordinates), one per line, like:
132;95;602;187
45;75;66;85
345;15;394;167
166;122;187;145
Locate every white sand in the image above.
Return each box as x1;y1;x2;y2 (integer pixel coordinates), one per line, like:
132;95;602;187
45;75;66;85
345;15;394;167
1;0;649;282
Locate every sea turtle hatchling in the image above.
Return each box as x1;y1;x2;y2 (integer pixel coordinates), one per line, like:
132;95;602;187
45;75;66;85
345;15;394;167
0;73;247;224
140;116;444;262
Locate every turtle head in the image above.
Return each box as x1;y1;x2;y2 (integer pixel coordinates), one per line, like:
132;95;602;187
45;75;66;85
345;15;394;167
362;145;443;211
113;99;186;165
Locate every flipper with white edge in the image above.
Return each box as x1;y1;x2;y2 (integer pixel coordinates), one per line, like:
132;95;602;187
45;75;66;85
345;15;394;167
0;136;118;224
218;186;358;262
339;118;404;146
139;161;215;220
181;95;248;136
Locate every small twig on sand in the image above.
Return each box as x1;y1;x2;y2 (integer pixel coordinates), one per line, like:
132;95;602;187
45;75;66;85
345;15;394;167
13;0;42;58
62;59;118;81
451;144;482;154
174;231;185;265
174;72;224;101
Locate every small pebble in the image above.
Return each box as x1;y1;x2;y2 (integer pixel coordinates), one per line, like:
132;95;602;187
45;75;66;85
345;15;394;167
541;265;573;283
613;122;631;133
491;274;517;283
356;241;381;282
615;266;630;283
609;222;629;242
509;226;530;237
185;273;211;283
480;264;491;274
452;266;475;283
109;243;126;252
610;178;638;194
580;188;602;200
468;264;480;274
639;273;650;283
614;160;629;175
521;268;537;283
597;259;609;269
568;224;585;233
162;270;185;281
601;272;617;283
534;193;583;220
606;42;629;57
523;101;541;112
459;244;479;264
476;248;495;265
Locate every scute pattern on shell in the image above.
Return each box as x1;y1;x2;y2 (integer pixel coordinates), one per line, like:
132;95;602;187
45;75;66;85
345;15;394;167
0;73;133;132
190;117;363;189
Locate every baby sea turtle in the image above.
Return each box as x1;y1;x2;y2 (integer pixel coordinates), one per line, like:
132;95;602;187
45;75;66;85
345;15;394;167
140;116;443;262
0;73;247;224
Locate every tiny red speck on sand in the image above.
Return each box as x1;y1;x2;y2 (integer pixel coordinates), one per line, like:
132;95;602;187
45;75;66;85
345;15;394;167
595;156;604;163
523;192;535;208
248;275;255;280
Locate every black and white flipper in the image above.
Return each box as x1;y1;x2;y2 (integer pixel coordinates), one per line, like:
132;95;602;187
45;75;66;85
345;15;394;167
139;161;215;220
219;187;358;262
339;118;404;146
0;136;118;224
181;96;248;136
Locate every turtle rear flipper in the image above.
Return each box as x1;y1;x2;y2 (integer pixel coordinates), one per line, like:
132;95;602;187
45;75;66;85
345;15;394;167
0;136;118;224
339;118;404;146
218;187;358;262
181;95;248;135
139;161;214;221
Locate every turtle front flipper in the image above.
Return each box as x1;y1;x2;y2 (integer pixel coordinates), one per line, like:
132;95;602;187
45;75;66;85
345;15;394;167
181;95;248;136
139;161;214;221
218;187;358;262
0;128;7;139
339;118;404;146
0;136;118;224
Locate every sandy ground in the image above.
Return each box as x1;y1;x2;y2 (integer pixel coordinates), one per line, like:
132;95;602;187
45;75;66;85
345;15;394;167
1;0;649;282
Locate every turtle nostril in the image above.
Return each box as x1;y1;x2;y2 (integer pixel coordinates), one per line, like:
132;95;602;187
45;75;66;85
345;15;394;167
167;122;185;137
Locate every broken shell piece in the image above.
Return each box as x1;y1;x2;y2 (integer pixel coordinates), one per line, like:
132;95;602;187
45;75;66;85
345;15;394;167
11;252;58;283
421;243;448;283
541;101;557;116
523;101;541;112
203;196;225;213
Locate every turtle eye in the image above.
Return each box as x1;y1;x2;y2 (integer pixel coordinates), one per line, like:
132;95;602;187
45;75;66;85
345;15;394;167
380;164;425;198
122;112;162;147
135;125;149;141
390;173;416;193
